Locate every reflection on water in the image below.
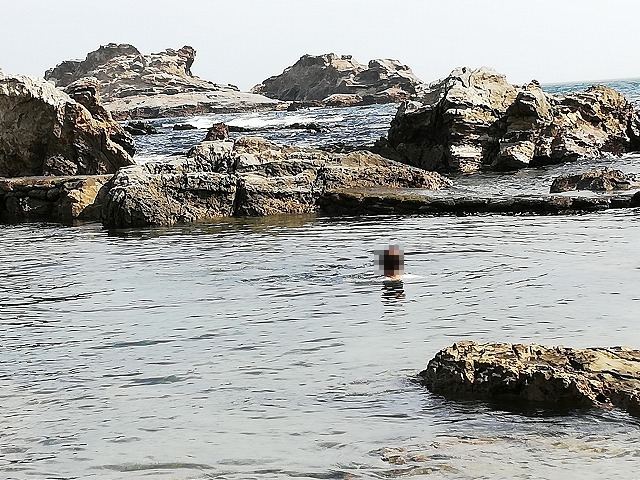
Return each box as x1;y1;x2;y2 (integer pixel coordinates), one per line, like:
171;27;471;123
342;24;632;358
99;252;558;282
382;279;405;301
1;211;640;479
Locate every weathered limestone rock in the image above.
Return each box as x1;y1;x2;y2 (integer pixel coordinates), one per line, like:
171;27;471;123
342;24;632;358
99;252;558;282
102;137;452;228
204;123;230;141
0;73;135;177
0;175;111;222
384;68;640;174
317;189;639;216
550;167;640;193
252;53;425;104
494;81;554;170
45;43;280;119
385;67;519;173
418;341;640;416
102;163;237;228
494;83;639;170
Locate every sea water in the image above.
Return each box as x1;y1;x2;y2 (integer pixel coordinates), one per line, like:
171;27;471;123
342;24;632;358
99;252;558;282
1;80;640;479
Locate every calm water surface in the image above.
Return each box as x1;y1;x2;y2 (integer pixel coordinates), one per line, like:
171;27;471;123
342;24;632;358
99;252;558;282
2;212;640;479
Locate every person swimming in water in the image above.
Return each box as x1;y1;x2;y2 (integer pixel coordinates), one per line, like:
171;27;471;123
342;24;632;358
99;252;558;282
376;244;404;280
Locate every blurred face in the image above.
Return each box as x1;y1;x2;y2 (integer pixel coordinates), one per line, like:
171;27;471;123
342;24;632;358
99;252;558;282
377;244;404;278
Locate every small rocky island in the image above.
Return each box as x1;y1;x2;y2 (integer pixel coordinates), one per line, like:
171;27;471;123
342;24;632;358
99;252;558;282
251;53;425;106
44;43;280;119
419;341;640;416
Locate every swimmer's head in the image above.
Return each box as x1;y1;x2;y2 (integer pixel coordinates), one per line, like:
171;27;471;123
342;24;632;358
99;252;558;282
375;244;404;279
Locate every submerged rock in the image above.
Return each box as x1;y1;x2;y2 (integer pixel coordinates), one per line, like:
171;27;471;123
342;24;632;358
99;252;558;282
418;341;640;416
102;137;451;228
252;53;425;105
44;43;280;119
0;73;134;177
124;120;158;136
550;167;640;193
384;68;640;174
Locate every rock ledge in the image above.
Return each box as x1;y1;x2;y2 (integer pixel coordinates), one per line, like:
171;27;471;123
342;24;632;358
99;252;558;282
419;341;640;416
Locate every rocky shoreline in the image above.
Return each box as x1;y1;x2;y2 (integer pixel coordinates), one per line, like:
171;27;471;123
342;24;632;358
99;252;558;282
3;169;639;226
2;46;640;231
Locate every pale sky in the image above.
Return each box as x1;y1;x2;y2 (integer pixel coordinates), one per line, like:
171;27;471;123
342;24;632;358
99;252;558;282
1;0;639;91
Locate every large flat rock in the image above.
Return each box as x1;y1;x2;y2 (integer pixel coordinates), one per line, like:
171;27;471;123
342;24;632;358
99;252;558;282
317;188;640;216
419;341;640;416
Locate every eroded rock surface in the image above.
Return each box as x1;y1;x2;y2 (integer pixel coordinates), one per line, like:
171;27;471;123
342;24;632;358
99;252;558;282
0;73;134;177
252;53;425;105
102;137;452;228
550;167;640;193
419;341;640;416
45;43;280;119
383;68;640;174
0;175;111;222
384;67;519;173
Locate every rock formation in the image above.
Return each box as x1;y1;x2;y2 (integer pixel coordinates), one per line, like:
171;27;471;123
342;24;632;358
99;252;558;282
0;73;135;177
383;67;518;173
496;83;640;170
251;53;425;105
550;167;640;193
318;188;640;216
418;341;640;416
45;43;280;119
0;175;111;223
382;67;640;174
102;136;452;228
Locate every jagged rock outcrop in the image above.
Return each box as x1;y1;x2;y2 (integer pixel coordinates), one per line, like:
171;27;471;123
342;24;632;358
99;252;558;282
495;83;640;170
383;67;519;173
251;53;425;105
383;67;640;174
0;73;135;177
418;341;640;416
45;43;280;119
550;167;640;193
102;136;452;228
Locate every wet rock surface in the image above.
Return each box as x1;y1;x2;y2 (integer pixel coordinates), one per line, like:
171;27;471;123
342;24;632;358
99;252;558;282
0;73;134;177
550;167;640;192
101;137;451;228
383;68;640;174
0;175;111;223
317;188;640;216
418;341;640;416
252;53;425;105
